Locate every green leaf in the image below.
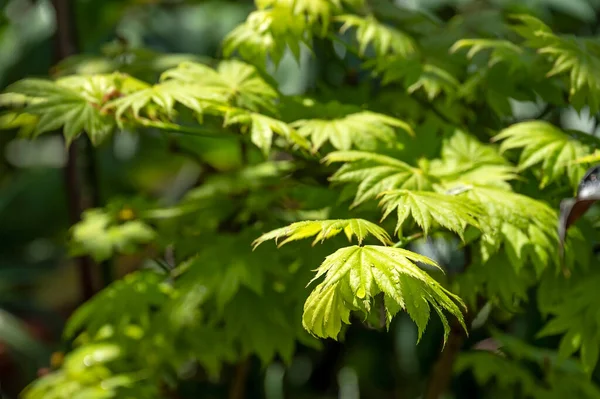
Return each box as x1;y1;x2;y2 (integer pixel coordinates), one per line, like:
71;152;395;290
224;110;310;155
336;14;417;57
223;289;297;365
456;331;600;398
64;343;122;376
370;57;460;100
258;0;342;36
454;251;533;309
107;79;226;123
450;39;524;69
303;283;351;339
0;76;118;145
291;110;413;152
223;7;309;66
378;189;484;238
455;351;540;396
430;129;518;190
493;121;589;188
65;270;173;339
537;271;600;375
253;218;394;248
461;186;559;272
161;60;279;113
69;209;156;262
572;150;600;165
512;14;600;114
323;151;434;206
302;245;466;342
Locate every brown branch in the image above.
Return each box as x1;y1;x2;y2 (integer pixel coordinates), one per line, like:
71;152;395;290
228;358;251;399
423;246;475;399
63;144;96;300
52;0;96;301
51;0;78;60
423;317;470;399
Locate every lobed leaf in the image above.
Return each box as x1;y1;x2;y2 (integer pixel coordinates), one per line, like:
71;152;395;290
430;129;518;190
493;121;589;189
370;57;460;100
64;270;173;339
291;110;413;152
161;60;279;113
0;76;119;145
253;218;394;248
512;14;600;114
336;14;417;57
537;271;600;375
450;39;524;69
303;245;467;342
223;7;309;66
224;110;310;155
461;186;559;272
258;0;343;36
378;189;484;239
323;151;434;206
69;209;156;262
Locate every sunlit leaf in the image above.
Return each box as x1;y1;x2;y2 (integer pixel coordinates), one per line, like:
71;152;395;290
253;218;393;248
303;245;466;342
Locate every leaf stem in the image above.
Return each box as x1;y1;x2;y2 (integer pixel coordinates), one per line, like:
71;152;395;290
394;232;424;247
140;119;235;139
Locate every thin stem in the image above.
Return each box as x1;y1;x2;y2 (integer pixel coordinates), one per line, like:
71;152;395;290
140;119;235;139
146;118;318;163
394;232;424;247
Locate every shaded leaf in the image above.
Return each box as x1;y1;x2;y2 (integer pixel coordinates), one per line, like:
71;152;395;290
291;110;413;152
493;121;589;188
337;14;417;57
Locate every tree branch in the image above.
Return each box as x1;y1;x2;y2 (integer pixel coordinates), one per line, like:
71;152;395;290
423;245;474;399
228;358;250;399
423;318;470;399
52;0;97;301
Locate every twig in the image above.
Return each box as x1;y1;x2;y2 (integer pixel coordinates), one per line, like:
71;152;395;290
394;232;424;247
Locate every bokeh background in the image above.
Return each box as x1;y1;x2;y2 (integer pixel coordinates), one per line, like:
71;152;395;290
2;0;600;398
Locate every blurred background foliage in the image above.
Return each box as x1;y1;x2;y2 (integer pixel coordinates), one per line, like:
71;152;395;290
2;0;600;398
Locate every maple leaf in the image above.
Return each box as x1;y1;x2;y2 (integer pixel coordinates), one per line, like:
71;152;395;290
378;189;484;238
303;245;466;341
323;151;434;206
252;218;393;248
493;121;589;188
291;110;413;152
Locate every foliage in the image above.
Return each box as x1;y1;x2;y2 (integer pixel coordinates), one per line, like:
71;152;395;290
455;331;600;398
3;0;600;397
